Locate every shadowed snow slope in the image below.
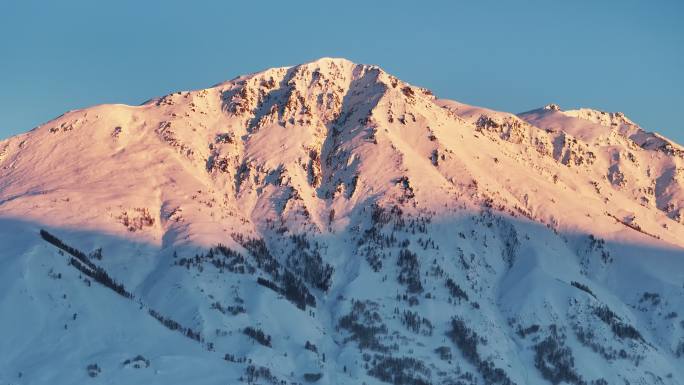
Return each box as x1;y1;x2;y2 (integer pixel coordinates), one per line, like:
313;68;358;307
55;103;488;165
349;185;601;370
1;58;683;385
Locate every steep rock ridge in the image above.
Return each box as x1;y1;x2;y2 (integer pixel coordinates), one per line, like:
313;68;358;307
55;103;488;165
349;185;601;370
0;58;683;385
519;104;684;224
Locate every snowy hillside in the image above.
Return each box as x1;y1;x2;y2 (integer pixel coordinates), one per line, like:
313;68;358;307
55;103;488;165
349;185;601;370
1;57;683;385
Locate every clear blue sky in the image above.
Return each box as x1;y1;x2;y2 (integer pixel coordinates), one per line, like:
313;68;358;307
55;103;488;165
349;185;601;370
1;0;682;142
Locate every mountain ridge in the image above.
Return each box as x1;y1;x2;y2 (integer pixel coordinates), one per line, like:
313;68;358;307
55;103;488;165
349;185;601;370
1;58;683;385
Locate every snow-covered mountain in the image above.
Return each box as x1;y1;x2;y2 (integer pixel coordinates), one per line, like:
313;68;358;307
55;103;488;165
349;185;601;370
1;57;683;385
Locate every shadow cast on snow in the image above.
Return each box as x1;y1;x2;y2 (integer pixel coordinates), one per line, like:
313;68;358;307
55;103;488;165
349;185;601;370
0;205;683;383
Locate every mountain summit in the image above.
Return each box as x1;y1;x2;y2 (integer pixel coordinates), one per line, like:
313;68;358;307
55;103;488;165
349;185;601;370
1;58;683;385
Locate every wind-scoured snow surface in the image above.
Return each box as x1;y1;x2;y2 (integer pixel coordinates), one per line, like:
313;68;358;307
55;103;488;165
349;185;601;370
1;58;684;385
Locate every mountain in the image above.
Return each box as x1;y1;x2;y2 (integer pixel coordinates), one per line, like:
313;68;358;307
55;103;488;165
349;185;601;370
1;57;683;385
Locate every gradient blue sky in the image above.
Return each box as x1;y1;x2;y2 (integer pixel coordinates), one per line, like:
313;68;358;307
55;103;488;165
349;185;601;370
1;0;682;142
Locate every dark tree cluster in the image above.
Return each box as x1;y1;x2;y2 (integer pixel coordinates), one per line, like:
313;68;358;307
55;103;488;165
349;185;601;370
148;308;202;342
358;204;431;275
416;237;438;250
445;278;469;302
122;355;150;369
428;258;445;278
639;292;661;306
448;317;516;385
40;229;132;299
241;365;281;385
69;257;132;299
257;277;281;293
303;372;323;382
118;207;155;232
359;226;398;272
516;324;540;339
434;346;452;361
47;268;62;280
244;326;272;347
367;355;431;385
233;234;316;310
498;219;519;268
533;326;584;385
573;322;636;362
406;215;431;234
210;301;245;316
282;269;316;310
571;281;597;299
370;203;399;226
89;247;103;260
304;340;318;353
174;244;254;275
86;363;101;378
587;235;612;264
232;234;280;277
223;353;246;363
606;212;661;240
676;341;684;358
610;322;644;342
338;300;388;352
286;234;333;291
471;211;520;267
40;229;96;270
594;305;644;342
41;229;213;349
397;248;423;293
400;310;433;336
448;317;481;364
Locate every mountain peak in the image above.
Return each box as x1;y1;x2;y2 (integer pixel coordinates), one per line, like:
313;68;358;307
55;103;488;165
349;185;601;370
562;107;635;127
300;56;357;66
2;60;684;385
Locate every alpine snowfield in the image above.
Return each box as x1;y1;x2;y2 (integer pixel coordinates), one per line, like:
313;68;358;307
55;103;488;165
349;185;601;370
1;58;683;385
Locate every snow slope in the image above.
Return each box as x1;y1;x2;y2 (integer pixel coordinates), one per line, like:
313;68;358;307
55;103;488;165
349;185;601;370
1;58;683;385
